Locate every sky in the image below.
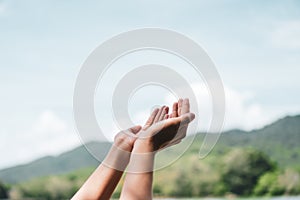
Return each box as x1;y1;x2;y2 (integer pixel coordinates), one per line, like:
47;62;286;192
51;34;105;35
0;0;300;169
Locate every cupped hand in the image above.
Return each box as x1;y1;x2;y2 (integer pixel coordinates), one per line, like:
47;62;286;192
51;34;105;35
135;98;195;152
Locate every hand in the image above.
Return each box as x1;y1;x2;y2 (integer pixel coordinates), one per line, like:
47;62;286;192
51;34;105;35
112;104;169;152
103;106;170;170
113;125;142;152
135;98;195;152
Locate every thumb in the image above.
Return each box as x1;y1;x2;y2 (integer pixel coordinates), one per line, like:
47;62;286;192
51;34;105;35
128;125;142;134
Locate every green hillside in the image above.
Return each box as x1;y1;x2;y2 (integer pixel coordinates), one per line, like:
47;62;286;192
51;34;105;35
0;115;299;185
0;141;111;184
1;115;300;199
201;115;300;168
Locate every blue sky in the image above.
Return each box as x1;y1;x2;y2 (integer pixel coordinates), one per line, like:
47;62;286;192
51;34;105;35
0;0;300;169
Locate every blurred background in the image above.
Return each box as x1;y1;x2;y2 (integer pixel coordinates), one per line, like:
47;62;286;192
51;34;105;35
0;0;299;199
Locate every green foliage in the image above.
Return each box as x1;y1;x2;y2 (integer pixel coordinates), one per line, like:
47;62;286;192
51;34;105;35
277;169;300;195
0;180;8;198
9;167;95;200
153;184;163;196
221;148;275;196
254;171;283;196
6;148;300;199
254;169;300;196
172;171;193;197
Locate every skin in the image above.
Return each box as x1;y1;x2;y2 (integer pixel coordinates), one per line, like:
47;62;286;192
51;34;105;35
71;125;142;200
120;98;195;200
72;98;195;200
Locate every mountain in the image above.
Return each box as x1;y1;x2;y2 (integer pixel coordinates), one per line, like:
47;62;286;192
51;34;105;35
0;142;111;184
217;115;300;167
0;115;299;184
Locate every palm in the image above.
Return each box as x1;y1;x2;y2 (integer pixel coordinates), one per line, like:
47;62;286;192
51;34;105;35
138;98;195;151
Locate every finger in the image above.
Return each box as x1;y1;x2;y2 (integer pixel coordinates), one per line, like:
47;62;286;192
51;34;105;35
180;112;195;124
164;114;169;120
178;98;183;116
181;98;190;114
128;125;142;134
154;106;165;123
159;106;169;121
144;108;159;127
170;102;178;118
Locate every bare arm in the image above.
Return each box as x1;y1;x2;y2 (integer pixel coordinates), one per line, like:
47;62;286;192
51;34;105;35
120;99;195;200
120;144;155;200
72;125;141;200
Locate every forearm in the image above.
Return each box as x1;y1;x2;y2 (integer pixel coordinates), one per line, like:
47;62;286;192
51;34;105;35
120;171;153;200
72;164;122;200
120;142;155;200
72;144;131;200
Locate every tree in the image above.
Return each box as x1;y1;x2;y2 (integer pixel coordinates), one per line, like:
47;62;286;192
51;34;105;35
221;148;275;195
254;171;283;196
172;171;193;197
0;181;8;199
277;169;300;195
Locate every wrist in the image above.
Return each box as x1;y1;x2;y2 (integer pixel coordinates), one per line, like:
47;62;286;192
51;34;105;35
113;134;136;152
127;143;156;173
102;143;131;171
133;139;156;153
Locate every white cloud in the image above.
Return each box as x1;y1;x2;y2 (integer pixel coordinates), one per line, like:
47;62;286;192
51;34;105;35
271;20;300;49
0;111;80;169
32;111;67;135
188;83;278;132
127;83;278;132
223;86;269;131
